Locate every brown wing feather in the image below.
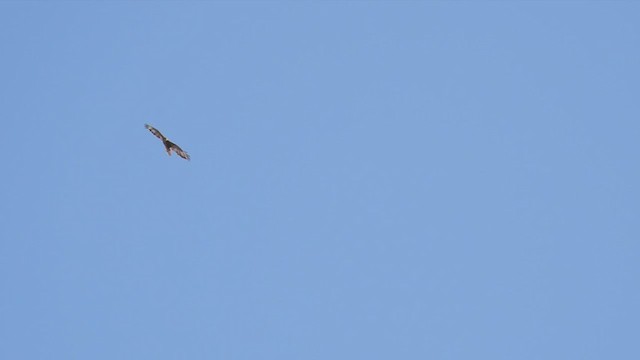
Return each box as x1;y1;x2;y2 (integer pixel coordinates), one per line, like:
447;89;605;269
145;124;166;141
169;142;190;161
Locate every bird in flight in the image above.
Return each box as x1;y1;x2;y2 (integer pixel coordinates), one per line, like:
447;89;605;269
145;124;190;161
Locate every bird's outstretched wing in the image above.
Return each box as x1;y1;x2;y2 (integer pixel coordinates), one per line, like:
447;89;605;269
168;141;190;161
145;124;167;141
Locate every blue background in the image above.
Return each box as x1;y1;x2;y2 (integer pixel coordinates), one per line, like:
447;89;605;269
1;2;638;359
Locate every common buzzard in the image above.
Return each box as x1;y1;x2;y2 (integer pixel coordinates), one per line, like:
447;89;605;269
145;124;190;161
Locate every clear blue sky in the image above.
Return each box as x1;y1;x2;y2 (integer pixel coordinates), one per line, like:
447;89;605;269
1;2;638;359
